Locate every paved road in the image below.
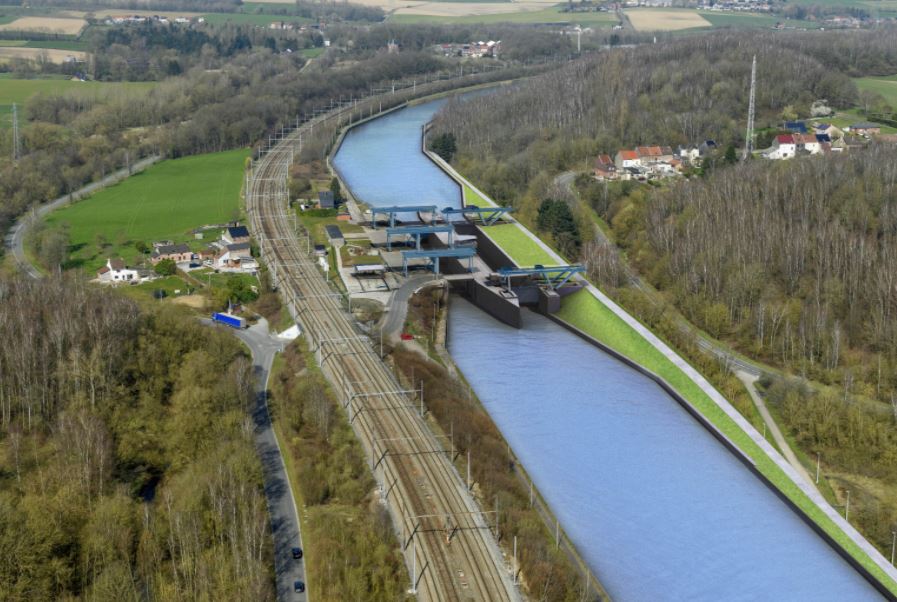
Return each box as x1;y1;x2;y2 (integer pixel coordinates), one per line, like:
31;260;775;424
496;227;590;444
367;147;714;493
382;273;439;339
217;319;309;602
4;155;161;279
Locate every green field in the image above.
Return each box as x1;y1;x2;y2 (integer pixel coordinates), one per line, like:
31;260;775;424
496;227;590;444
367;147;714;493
201;11;312;26
43;149;249;273
300;47;324;59
696;11;821;29
0;78;154;128
855;74;897;107
390;7;617;26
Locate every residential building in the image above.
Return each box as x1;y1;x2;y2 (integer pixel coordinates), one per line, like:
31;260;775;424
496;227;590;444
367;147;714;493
594;154;617;179
151;243;193;264
223;225;250;245
793;133;821;155
615;149;640;169
96;258;141;283
318;190;335;209
784;121;807;134
216;242;253;269
849;122;881;136
765;134;796;159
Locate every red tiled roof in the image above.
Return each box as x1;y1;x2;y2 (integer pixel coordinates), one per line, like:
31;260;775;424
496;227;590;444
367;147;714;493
97;266;110;275
776;134;795;144
618;150;639;160
636;146;662;157
595;154;614;167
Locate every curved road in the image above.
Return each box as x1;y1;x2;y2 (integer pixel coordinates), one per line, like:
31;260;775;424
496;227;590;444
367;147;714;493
4;155;160;278
215;318;309;602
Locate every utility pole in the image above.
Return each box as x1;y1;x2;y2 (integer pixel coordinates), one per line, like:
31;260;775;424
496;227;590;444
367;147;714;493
815;453;820;484
845;489;851;522
743;55;757;161
11;102;20;161
891;530;896;566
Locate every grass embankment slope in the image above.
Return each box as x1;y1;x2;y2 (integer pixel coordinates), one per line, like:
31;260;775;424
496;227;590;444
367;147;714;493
44;149;248;272
472;190;897;594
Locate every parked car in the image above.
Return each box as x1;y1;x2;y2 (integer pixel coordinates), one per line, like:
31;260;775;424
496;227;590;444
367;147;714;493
294;580;305;593
291;546;303;560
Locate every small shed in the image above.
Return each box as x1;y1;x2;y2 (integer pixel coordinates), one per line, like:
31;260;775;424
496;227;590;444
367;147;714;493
318;190;335;209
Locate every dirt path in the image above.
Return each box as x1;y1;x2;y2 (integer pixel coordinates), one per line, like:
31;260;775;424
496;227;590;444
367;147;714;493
736;370;818;489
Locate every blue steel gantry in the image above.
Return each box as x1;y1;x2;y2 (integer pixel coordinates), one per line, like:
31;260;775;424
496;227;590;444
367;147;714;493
401;248;476;276
385;225;455;250
370;205;437;229
497;265;585;291
441;206;513;226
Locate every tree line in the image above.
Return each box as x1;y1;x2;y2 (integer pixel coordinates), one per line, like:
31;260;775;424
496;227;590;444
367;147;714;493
0;275;273;599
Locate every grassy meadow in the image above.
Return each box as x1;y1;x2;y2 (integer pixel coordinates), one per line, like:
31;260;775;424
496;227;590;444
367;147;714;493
390;7;617;25
0;77;153;128
855;74;897;107
43;149;249;272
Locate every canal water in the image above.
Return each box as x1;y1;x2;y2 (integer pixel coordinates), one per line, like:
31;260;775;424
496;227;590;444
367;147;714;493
332;95;883;601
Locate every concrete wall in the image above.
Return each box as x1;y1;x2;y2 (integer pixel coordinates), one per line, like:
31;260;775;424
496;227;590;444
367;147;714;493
449;279;521;328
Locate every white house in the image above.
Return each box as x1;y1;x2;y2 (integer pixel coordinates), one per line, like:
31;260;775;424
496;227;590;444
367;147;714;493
96;258;141;283
794;134;821;155
765;134;796;160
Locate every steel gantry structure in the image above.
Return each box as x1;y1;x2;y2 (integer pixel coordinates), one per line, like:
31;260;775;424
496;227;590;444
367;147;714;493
246;103;518;602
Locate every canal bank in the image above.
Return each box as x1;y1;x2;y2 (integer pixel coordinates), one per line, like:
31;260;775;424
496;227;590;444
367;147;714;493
328;91;896;599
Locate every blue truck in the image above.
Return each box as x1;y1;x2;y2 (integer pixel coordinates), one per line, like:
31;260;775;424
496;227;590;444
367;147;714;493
211;312;246;329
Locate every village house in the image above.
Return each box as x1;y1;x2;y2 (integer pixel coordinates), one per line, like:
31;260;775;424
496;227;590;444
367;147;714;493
151;243;193;265
222;225;250;245
793;133;821;155
614;149;640;169
594;154;616;180
765;134;797;160
96;258;147;284
215;242;253;269
318;190;335;209
849;122;881;136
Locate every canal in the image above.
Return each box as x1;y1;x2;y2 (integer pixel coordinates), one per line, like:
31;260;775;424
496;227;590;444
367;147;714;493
332;94;883;601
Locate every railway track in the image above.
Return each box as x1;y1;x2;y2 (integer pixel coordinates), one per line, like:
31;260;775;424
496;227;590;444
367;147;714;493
247;105;518;602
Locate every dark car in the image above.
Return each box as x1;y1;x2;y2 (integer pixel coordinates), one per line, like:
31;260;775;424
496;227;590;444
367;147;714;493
291;546;303;560
294;580;305;593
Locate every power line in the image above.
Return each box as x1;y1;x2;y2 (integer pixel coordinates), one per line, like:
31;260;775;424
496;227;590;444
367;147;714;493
743;55;756;161
12;102;20;161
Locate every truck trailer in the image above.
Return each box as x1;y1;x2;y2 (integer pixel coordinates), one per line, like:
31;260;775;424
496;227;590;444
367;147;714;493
211;312;246;329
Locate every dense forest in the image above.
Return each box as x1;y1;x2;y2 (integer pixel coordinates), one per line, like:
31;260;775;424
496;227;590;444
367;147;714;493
0;276;272;599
